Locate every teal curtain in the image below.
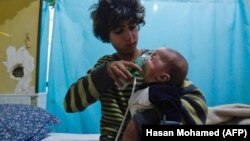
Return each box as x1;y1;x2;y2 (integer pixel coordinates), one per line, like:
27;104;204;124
39;0;250;133
38;0;49;92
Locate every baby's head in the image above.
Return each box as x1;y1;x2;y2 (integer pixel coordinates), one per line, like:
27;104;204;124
143;47;188;85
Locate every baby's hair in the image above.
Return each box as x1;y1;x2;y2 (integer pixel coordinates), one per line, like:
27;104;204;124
164;48;188;85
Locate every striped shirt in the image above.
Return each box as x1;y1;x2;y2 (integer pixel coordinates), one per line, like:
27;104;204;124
64;49;208;140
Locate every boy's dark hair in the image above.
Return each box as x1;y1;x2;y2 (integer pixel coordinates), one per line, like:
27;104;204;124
90;0;145;43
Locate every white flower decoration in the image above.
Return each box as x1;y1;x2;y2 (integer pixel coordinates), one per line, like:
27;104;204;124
3;46;35;94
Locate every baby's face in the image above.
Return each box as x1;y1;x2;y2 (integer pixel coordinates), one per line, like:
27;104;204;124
143;48;172;83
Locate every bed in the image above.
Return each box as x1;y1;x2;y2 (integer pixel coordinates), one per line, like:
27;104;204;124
1;103;250;141
206;103;250;125
41;133;99;141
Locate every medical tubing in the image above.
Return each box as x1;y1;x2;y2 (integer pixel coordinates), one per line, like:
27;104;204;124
114;77;137;141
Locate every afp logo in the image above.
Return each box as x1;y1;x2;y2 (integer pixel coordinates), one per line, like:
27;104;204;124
223;129;247;139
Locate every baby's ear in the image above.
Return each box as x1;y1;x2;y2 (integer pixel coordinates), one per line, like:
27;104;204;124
156;73;170;82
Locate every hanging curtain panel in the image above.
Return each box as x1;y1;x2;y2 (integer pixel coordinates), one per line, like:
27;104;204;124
38;0;49;92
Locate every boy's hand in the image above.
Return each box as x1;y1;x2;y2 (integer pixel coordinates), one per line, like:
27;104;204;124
106;60;141;86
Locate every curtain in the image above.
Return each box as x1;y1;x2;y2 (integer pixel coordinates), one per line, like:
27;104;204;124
39;0;250;133
38;0;49;92
45;0;103;133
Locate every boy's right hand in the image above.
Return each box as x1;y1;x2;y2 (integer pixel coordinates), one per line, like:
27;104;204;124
106;60;142;86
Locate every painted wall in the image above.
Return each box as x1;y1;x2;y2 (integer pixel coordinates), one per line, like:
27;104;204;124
0;0;40;93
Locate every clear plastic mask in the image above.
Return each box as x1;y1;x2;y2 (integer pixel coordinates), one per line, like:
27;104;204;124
130;51;152;76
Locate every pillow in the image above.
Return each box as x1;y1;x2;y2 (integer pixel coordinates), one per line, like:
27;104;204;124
0;104;60;141
26;127;51;141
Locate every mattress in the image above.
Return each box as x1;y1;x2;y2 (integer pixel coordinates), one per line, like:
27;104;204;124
41;133;100;141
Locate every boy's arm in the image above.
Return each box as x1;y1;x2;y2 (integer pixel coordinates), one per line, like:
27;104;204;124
178;79;208;124
64;56;114;113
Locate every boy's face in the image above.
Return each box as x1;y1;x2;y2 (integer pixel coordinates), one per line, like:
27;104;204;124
143;48;172;83
109;20;139;55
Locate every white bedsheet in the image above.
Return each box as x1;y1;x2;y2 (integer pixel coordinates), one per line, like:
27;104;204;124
41;133;100;141
207;103;250;125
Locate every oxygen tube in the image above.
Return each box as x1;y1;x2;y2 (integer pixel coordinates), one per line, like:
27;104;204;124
114;77;137;141
114;53;150;141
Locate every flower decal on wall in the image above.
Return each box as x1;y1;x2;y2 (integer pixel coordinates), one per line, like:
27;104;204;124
3;46;35;94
